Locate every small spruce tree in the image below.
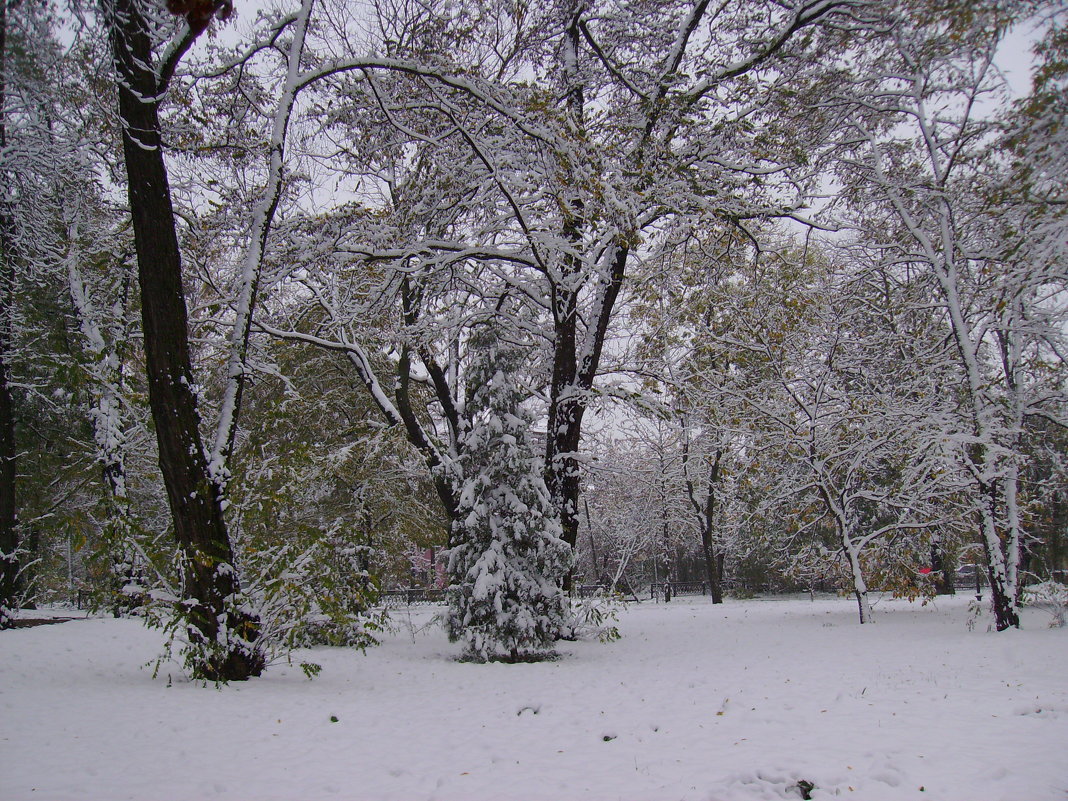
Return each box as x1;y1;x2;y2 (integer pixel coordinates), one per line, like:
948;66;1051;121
446;326;571;662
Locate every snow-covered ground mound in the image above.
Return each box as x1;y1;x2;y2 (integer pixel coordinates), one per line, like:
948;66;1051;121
2;593;1065;800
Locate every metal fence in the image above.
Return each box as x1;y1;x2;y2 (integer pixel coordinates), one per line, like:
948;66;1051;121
378;588;447;607
576;584;610;599
378;584;634;607
953;567;986;592
649;581;710;602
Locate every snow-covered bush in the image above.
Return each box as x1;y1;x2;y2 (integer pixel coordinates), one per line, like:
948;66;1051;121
250;532;385;652
563;596;622;643
1021;581;1068;628
446;326;571;662
145;530;384;682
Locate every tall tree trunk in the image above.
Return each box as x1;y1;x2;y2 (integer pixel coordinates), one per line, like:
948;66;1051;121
544;261;583;568
0;0;20;628
542;15;605;586
686;445;724;604
699;523;723;603
930;534;955;595
106;0;262;679
543;244;628;587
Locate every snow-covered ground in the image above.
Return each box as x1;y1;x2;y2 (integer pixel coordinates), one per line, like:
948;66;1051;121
2;593;1066;801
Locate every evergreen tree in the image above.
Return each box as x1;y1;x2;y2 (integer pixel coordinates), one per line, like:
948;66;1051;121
446;326;571;662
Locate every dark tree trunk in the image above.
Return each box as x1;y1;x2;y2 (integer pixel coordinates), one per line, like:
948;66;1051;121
699;526;724;603
544;279;582;562
698;456;724;604
395;275;462;549
684;441;724;604
543;246;628;590
984;547;1020;631
978;482;1019;631
106;0;262;679
930;539;955;595
396;344;460;546
0;0;20;627
541;23;630;587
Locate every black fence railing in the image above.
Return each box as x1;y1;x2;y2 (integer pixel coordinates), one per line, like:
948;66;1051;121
379;588;447;607
649;581;710;602
375;569;1051;608
379;583;636;607
576;584;610;599
953;567;987;592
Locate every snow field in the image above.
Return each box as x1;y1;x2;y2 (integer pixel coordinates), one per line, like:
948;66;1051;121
1;593;1066;800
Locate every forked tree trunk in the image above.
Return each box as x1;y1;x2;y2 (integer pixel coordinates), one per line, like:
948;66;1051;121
824;489;873;624
979;486;1020;631
106;0;262;679
970;452;1019;631
543;246;627;589
690;448;724;604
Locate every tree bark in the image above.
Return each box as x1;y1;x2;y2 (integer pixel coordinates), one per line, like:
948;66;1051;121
544;267;582;560
106;0;262;679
